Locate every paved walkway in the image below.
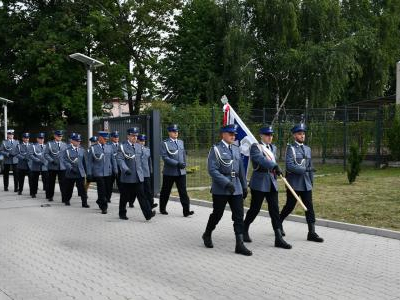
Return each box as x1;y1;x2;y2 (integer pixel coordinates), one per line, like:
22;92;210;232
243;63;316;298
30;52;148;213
0;177;399;300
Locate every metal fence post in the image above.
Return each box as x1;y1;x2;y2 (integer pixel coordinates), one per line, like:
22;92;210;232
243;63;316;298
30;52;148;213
211;105;215;145
375;107;383;168
150;110;161;196
322;111;327;164
343;106;348;171
263;107;266;126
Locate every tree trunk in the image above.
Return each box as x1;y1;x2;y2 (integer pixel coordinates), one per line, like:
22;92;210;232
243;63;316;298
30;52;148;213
126;62;134;115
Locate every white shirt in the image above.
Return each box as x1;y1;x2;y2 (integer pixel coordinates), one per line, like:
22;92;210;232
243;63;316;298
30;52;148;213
221;139;231;149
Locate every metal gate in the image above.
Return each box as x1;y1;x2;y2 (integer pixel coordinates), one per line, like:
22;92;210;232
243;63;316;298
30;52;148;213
94;110;161;196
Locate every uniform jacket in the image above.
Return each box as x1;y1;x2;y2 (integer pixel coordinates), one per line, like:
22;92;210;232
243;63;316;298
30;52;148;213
207;141;246;196
87;143;118;177
139;145;152;178
285;142;314;191
16;143;31;170
28;143;48;171
60;145;87;178
249;142;279;192
116;141;144;183
0;139;19;165
160;138;186;176
44;140;68;170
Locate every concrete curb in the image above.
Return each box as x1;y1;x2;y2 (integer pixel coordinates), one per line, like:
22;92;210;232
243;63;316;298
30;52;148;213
165;196;400;241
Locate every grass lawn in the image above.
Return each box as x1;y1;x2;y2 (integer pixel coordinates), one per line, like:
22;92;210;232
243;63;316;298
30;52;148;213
171;161;400;231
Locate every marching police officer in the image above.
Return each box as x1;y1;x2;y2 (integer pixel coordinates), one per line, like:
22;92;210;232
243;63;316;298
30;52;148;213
243;126;291;249
109;131;121;195
137;134;157;208
202;124;252;256
85;136;99;191
159;124;194;217
280;123;324;243
28;133;48;198
60;133;90;208
116;127;155;221
16;132;32;195
0;129;19;192
87;131;118;214
45;130;67;202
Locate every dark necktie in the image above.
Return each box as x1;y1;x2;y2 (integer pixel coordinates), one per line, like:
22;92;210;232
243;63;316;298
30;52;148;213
57;142;60;150
40;144;43;150
101;144;104;151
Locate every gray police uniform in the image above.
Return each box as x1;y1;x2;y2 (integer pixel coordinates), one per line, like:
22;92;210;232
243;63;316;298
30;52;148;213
60;145;88;206
16;143;31;194
28;143;48;197
137;145;154;207
205;141;247;234
159;138;191;214
87;143;118;211
116;141;152;219
108;141;121;191
244;143;282;231
45;140;68;200
280;142;316;224
0;139;19;191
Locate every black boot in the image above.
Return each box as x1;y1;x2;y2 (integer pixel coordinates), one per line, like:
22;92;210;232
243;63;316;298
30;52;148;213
235;234;252;256
307;223;324;243
243;224;252;243
202;231;213;248
274;229;292;249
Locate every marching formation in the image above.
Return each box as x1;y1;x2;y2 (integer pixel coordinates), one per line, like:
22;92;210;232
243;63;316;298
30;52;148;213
0;122;324;257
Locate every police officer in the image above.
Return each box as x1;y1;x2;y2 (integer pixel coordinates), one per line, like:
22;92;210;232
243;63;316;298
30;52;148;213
280;123;324;243
60;133;90;208
243;126;291;249
16;132;32;195
116;127;155;221
85;136;99;191
45;130;67;202
136;134;157;209
109;131;121;196
202;124;252;256
87;132;118;214
28;133;48;198
0;129;19;192
159;124;194;217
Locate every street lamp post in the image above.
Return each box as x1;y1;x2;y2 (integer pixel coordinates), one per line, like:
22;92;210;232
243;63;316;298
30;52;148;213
0;97;14;139
69;53;104;144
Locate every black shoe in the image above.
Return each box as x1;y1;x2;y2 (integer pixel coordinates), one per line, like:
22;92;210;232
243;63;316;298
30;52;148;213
202;232;213;248
183;211;194;217
119;216;129;220
31;194;36;198
151;203;158;209
129;203;134;208
101;210;107;214
160;210;168;215
243;231;252;243
4;188;8;191
235;234;252;256
146;210;156;220
307;232;324;243
65;202;70;206
107;200;111;203
274;229;292;249
14;189;18;192
307;223;324;243
18;191;22;195
82;204;90;208
48;198;53;202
